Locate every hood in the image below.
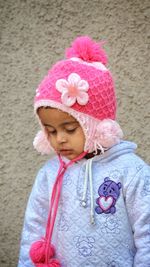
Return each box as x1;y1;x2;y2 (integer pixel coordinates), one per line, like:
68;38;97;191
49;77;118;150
93;140;137;163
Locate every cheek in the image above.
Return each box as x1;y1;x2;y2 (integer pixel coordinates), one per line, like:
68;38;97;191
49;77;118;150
75;129;85;149
80;136;85;150
47;135;57;148
80;129;85;144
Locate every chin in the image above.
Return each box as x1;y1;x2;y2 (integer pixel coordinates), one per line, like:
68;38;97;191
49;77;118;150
59;150;83;160
61;153;78;160
65;155;76;160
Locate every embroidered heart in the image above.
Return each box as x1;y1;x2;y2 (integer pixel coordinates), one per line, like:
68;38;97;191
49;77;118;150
99;196;113;211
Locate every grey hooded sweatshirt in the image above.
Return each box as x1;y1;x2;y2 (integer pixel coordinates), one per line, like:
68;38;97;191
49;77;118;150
18;141;150;267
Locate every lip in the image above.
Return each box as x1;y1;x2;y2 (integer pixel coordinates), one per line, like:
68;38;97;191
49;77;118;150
59;149;73;156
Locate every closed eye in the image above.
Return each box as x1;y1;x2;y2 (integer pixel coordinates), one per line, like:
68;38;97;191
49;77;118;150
47;130;56;135
66;128;77;133
47;128;77;135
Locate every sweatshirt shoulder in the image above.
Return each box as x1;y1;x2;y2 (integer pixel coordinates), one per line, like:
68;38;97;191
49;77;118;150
116;150;150;190
33;156;59;187
104;141;150;184
109;141;148;168
119;151;149;170
39;156;60;172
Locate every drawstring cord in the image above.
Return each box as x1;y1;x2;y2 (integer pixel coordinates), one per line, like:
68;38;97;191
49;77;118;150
89;159;95;224
45;151;87;264
30;151;87;266
81;160;89;207
81;158;95;225
45;157;66;263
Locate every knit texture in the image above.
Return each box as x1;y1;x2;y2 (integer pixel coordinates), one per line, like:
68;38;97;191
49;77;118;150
35;60;116;121
34;36;123;154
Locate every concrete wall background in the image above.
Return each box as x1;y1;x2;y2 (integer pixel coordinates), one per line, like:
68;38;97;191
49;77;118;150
0;0;149;266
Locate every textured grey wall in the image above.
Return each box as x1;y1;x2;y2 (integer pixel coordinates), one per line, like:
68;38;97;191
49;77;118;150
0;0;149;266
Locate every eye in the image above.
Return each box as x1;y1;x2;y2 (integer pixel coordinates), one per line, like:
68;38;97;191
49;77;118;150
48;130;56;135
66;127;77;133
109;188;115;194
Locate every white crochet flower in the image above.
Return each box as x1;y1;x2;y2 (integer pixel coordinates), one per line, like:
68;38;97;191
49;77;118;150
56;73;89;106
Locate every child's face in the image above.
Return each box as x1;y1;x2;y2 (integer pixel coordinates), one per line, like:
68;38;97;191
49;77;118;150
38;108;85;160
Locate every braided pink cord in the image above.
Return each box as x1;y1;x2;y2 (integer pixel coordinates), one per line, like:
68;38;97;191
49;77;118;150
45;151;87;263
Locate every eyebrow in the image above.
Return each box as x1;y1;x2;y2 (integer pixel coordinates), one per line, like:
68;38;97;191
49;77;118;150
43;121;78;127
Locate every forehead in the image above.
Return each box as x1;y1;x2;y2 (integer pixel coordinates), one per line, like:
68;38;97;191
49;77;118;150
38;107;77;126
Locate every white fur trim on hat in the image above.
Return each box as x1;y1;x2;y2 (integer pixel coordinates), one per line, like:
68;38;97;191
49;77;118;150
70;57;107;71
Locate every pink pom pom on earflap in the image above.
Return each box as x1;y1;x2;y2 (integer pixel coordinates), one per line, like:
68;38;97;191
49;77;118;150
65;36;108;65
96;119;123;148
33;130;51;155
29;240;55;264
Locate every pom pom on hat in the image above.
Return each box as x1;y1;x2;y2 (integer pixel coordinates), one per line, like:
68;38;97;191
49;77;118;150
33;130;51;155
65;36;108;65
96;119;123;148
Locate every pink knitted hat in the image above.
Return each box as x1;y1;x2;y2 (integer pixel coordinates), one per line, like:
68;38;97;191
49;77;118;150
34;36;123;154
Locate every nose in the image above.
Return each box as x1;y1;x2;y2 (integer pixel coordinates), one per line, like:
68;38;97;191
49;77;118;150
56;131;67;144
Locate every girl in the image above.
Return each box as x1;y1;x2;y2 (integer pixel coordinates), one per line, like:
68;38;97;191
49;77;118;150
18;36;150;267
